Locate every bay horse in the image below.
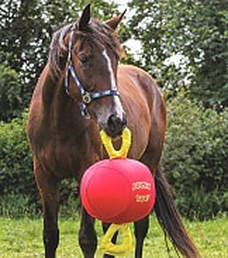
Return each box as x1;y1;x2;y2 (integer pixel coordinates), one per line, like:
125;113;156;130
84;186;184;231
27;4;200;258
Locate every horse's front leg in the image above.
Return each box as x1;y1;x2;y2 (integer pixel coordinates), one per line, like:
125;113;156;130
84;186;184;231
79;208;97;258
34;162;60;258
102;223;118;258
134;216;149;258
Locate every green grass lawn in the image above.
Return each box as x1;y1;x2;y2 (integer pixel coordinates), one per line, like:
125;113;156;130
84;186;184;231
0;215;227;258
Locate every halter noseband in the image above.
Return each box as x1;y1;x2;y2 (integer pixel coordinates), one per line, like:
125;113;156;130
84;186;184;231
64;28;120;117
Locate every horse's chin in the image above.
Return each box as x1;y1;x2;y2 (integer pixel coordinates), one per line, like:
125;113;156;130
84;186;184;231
110;135;122;151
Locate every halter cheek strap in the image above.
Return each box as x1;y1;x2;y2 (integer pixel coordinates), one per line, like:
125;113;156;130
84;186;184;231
65;29;120;117
67;65;119;116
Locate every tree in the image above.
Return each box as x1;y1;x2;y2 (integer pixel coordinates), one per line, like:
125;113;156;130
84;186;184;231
127;0;228;109
0;0;118;120
0;64;21;122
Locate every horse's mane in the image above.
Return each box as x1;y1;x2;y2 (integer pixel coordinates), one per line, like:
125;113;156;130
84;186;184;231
48;18;123;76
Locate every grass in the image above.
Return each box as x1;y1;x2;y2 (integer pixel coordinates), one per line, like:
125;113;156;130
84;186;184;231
0;214;227;258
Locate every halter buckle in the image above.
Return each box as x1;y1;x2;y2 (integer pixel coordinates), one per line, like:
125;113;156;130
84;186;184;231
82;92;92;104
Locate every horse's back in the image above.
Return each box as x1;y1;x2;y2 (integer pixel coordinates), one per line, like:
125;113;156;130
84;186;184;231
117;65;166;161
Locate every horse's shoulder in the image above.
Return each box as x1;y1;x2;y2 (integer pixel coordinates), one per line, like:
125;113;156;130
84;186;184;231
118;64;157;86
118;64;145;76
118;64;162;97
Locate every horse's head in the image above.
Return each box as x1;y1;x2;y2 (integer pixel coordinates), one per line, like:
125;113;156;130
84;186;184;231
64;4;127;137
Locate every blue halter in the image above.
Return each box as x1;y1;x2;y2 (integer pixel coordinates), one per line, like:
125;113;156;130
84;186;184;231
64;29;120;117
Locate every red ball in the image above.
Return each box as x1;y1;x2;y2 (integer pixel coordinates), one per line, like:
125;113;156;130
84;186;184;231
80;158;156;224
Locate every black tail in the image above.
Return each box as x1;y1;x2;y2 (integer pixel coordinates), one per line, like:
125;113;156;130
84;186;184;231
154;165;200;258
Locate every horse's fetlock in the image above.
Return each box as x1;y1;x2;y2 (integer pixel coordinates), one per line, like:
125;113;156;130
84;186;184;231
43;229;59;249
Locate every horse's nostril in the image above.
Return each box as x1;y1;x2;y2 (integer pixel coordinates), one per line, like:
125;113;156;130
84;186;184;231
107;114;126;137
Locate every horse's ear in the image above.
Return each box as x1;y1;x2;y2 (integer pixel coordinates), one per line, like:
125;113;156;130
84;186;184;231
106;10;126;31
79;4;91;31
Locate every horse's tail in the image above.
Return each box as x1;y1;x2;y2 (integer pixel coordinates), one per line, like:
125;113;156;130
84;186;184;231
154;165;200;258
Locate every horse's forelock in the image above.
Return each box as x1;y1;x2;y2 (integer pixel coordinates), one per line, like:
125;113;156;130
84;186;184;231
48;23;74;76
88;18;123;57
48;18;122;77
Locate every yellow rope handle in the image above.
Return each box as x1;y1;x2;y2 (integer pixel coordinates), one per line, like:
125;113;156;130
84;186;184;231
100;224;133;256
99;127;133;256
100;127;131;159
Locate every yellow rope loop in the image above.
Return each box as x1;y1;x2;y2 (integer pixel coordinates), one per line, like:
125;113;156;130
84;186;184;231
100;224;133;256
100;127;131;159
99;127;133;256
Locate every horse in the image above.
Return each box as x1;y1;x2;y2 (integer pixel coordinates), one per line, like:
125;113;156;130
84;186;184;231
27;4;200;258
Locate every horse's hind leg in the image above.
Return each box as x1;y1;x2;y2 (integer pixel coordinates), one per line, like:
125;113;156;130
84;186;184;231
34;160;60;258
134;216;149;258
79;208;97;258
133;128;164;258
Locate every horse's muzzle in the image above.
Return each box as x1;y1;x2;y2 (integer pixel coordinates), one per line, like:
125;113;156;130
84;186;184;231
105;114;127;138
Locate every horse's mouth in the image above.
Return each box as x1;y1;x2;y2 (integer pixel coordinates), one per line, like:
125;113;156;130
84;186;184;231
111;134;121;142
104;114;127;138
104;127;125;139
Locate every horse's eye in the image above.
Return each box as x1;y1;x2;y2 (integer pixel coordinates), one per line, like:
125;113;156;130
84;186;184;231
79;54;89;64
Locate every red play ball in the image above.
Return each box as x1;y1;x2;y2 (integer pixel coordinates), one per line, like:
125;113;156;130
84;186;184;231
80;158;156;224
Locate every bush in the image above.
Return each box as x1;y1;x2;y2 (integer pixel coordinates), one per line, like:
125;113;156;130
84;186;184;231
0;64;22;122
163;90;228;219
0;112;78;217
0;113;33;194
0;112;39;215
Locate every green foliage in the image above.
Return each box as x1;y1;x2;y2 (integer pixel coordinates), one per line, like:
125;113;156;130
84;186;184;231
163;90;228;219
127;0;228;109
0;193;37;218
0;64;22;122
0;112;33;195
0;112;38;213
0;112;79;216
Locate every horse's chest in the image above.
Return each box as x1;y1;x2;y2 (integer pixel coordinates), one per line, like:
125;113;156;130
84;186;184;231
37;137;101;179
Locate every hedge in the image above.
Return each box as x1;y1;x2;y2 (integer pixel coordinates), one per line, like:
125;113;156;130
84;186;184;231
163;91;228;219
0;112;78;217
0;92;227;219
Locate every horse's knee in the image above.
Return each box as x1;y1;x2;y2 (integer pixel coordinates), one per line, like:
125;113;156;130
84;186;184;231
135;216;149;237
79;228;97;256
79;208;97;257
43;228;59;258
134;216;149;240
